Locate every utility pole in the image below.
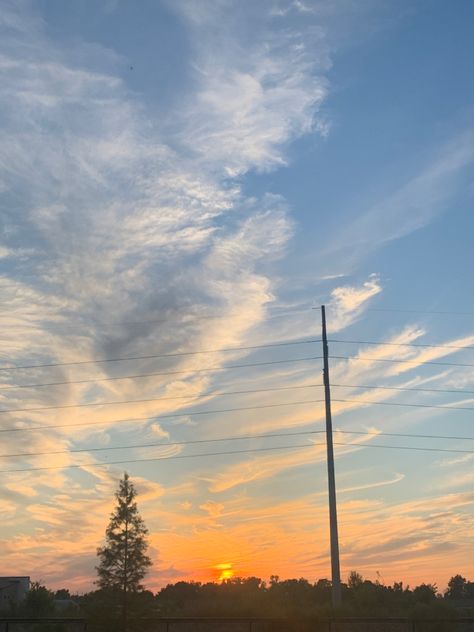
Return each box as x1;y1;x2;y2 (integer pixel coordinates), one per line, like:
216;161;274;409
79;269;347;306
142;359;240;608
321;304;342;606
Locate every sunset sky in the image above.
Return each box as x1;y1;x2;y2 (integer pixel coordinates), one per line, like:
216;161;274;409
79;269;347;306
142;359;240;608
1;0;474;594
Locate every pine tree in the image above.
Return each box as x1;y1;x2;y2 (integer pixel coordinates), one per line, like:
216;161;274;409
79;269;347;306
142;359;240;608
96;472;152;627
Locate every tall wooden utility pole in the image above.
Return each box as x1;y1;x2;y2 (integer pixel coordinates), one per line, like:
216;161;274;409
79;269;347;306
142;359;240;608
321;304;342;606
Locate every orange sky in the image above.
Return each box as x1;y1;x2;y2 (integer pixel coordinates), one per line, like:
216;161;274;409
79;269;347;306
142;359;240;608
1;0;473;600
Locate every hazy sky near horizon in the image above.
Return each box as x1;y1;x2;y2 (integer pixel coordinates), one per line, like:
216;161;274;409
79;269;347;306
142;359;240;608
1;0;474;592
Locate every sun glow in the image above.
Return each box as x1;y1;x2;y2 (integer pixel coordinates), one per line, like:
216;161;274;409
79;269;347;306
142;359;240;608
214;562;234;582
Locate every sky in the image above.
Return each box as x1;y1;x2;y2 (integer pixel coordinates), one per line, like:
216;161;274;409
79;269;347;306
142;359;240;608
0;0;473;594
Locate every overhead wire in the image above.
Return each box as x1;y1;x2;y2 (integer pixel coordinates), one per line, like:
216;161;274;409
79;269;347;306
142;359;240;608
332;398;474;412
0;338;322;372
1;428;473;461
2;376;473;423
2;306;317;330
366;308;474;316
3;308;474;476
311;306;474;316
329;339;474;351
0;429;325;459
0;384;324;415
331;355;474;368
332;442;474;455
0;355;323;391
0;444;313;473
0;399;325;434
1;441;474;475
335;430;474;441
332;383;474;396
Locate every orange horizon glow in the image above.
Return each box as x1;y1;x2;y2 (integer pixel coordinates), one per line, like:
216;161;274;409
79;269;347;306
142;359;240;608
213;563;235;582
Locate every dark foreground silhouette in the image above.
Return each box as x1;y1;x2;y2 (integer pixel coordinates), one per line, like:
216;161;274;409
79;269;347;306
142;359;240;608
2;573;473;632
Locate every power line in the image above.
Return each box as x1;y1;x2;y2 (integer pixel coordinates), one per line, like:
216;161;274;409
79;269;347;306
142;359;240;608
0;444;314;473
0;399;324;434
333;398;474;412
331;355;474;368
332;442;474;455
0;430;326;459
0;356;322;392
0;338;322;373
366;308;474;316
2;427;473;460
0;384;323;415
4;318;174;330
330;339;474;351
1;440;473;475
2;382;472;428
1;378;472;426
332;383;474;396
335;430;474;441
4;306;316;330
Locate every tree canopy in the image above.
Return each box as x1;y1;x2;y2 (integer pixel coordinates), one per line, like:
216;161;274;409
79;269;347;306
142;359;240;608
96;472;152;628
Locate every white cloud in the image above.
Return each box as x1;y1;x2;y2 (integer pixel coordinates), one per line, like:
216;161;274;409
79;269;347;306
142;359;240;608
292;0;317;14
174;0;329;176
327;273;382;332
5;0;471;593
0;0;333;588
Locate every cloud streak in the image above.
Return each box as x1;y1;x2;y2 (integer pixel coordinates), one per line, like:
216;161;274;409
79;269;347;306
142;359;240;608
1;0;473;594
0;0;337;589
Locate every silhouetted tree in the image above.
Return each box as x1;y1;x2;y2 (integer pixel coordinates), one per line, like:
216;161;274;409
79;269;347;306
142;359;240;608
446;575;467;600
96;472;152;630
24;582;55;617
80;570;474;627
466;581;474;600
314;579;332;605
347;571;364;590
413;583;438;603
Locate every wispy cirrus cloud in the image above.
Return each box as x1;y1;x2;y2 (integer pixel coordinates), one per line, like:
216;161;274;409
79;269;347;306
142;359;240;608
322;130;474;270
2;0;472;594
327;273;382;332
0;0;334;588
173;0;329;176
206;430;380;493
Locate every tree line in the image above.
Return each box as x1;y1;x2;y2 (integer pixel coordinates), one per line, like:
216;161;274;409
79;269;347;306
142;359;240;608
8;572;474;619
2;473;472;631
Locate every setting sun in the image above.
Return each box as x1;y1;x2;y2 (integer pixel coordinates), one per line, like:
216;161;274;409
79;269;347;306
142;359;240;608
2;3;474;631
214;563;235;582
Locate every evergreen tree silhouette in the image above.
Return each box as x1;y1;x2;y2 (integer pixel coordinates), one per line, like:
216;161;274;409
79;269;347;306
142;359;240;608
96;472;152;629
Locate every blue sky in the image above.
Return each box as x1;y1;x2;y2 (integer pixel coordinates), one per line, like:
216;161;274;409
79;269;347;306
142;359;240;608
0;0;473;591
